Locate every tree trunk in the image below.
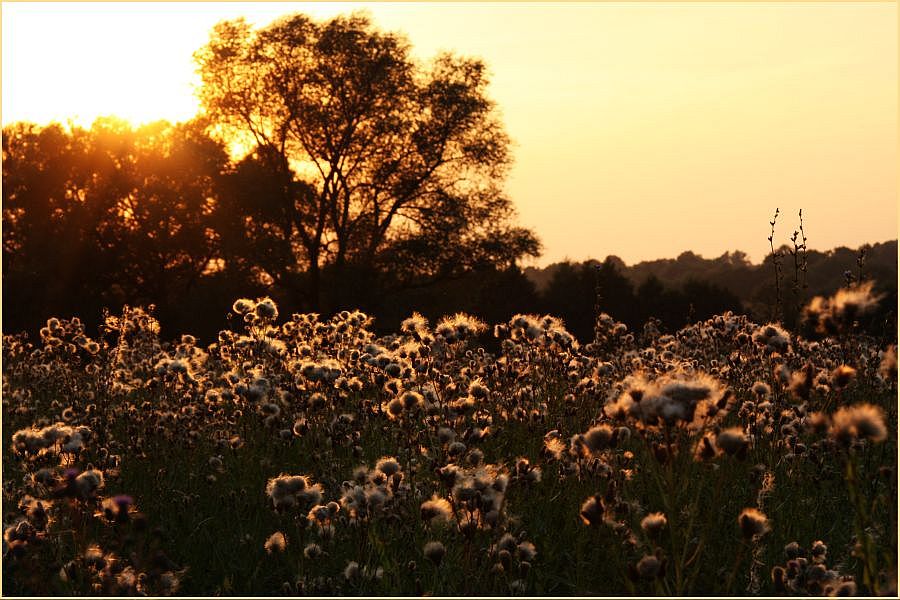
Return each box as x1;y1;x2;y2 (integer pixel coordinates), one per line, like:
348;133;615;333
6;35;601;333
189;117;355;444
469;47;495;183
308;249;321;313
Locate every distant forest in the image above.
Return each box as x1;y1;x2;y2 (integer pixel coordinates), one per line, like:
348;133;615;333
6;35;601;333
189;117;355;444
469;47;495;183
521;240;897;344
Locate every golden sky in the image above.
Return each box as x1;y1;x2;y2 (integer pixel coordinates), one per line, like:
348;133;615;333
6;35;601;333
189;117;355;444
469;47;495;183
2;2;896;266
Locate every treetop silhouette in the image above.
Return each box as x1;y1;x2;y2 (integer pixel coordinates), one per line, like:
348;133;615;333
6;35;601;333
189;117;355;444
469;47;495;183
195;12;539;311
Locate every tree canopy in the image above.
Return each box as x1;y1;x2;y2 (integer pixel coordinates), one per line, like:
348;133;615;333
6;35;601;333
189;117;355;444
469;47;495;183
195;12;539;311
2;118;231;333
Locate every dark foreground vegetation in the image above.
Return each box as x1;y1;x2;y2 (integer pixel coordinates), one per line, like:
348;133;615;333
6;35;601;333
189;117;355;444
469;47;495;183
2;282;897;596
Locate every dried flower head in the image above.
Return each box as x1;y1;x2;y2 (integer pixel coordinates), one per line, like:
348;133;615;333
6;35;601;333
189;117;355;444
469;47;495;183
640;512;667;538
264;531;287;554
583;424;615;453
716;427;750;457
420;495;453;524
423;541;446;565
636;554;662;579
829;403;888;445
579;495;605;526
752;323;792;354
830;365;857;389
738;508;770;539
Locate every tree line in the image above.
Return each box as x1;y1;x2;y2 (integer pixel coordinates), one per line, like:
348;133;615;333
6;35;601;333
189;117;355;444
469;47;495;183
2;112;892;342
3;12;895;343
0;112;753;342
527;241;897;340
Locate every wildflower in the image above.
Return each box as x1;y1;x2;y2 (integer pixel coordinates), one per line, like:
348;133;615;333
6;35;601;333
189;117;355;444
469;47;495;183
343;561;361;580
400;391;424;411
751;381;771;399
802;282;884;335
74;469;104;499
423;541;446;565
789;363;816;401
516;541;537;562
401;313;429;337
83;544;106;570
435;313;487;342
157;571;181;595
523;465;541;483
738;508;770;539
254;297;278;320
640;512;667;538
833;581;857;596
116;567;138;592
830;365;856;389
232;299;255;315
448;441;467;456
383;398;405;419
265;531;286;554
466;448;485;467
784;541;802;559
829;403;887;444
437;427;457;444
265;474;322;512
375;457;401;477
579;495;604;526
468;379;489;400
771;565;787;591
497;533;518;553
303;543;323;559
292;418;309;437
716;427;749;457
101;495;133;524
32;468;56;487
636;554;662;579
307;504;330;524
261;402;281;417
583;424;614;453
303;392;325;411
207;456;223;473
61;429;88;453
606;371;729;429
12;423;91;457
420;495;453;524
351;466;370;486
16;496;48;532
544;432;567;460
752;323;792;354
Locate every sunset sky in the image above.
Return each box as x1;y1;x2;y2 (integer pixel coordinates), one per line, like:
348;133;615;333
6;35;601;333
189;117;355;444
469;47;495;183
2;2;896;266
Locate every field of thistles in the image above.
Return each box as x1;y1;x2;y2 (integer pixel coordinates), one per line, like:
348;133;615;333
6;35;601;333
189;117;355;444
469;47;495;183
2;284;896;596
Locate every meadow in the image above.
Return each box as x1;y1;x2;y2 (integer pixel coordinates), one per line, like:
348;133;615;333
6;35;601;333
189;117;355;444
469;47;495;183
2;283;896;596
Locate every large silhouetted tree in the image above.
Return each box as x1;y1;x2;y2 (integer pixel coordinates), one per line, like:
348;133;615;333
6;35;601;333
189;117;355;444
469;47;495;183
195;12;539;311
